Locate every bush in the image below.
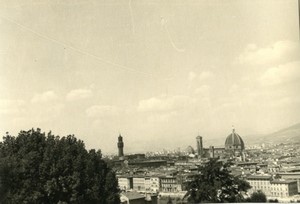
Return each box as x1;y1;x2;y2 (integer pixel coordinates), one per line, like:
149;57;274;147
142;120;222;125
250;191;267;202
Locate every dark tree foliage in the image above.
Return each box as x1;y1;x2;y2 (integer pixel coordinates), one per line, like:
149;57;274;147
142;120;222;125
167;196;173;204
0;129;120;204
249;191;267;202
185;158;251;203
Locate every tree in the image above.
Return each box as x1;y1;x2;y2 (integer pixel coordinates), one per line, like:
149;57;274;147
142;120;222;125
167;196;173;204
0;128;120;204
250;191;267;202
184;158;251;203
268;198;279;203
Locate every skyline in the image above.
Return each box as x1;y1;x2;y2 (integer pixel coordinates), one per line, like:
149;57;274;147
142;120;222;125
0;0;299;153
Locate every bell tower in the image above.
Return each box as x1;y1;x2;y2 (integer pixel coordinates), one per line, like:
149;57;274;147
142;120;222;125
196;135;203;158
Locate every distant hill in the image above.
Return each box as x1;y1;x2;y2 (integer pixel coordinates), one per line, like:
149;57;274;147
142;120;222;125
244;123;300;145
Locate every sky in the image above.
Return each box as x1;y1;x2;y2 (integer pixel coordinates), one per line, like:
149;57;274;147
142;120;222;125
0;0;299;154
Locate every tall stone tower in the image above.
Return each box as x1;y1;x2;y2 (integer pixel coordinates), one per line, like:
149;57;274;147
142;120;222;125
196;135;203;158
209;146;215;158
117;134;124;159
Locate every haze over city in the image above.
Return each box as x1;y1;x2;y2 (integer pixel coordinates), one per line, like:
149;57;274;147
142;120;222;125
0;0;299;154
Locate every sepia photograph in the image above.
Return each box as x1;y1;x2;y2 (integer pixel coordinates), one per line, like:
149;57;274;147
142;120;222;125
0;0;300;203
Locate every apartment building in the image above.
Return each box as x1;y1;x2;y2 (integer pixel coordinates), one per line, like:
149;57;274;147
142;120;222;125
270;180;298;197
246;174;298;198
118;176;133;191
160;176;182;192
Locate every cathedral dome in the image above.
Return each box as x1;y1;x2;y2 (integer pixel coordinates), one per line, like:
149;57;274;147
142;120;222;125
186;145;195;154
225;128;245;151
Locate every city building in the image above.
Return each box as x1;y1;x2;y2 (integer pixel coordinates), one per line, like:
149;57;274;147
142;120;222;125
133;176;146;191
247;175;272;196
116;135;169;168
127;154;146;160
149;177;160;192
118;176;133;191
270;180;298;197
160;176;182;192
120;192;145;204
211;147;226;158
119;176;161;193
128;160;168;168
277;172;300;193
246;174;298;198
145;177;151;192
192;127;245;160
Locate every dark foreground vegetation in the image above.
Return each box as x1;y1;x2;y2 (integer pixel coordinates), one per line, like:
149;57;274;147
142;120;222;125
184;158;251;203
0;128;120;204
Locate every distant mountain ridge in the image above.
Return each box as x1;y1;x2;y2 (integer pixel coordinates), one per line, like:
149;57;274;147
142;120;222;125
243;123;300;145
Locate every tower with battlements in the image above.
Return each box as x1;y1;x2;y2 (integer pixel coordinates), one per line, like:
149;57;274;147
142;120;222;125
118;134;124;159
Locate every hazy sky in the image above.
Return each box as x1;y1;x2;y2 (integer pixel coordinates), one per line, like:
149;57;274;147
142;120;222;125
0;0;299;153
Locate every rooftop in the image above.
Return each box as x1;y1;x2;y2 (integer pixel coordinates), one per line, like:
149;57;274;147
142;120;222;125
121;192;145;200
271;180;297;184
237;162;258;166
247;175;272;180
277;172;300;176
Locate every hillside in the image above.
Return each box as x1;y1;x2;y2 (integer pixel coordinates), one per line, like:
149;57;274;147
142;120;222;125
244;123;300;145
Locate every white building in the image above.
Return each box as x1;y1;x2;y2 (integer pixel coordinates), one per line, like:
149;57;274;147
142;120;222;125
133;177;146;192
270;180;298;198
132;176;160;192
145;177;151;192
118;176;132;191
160;176;182;192
149;177;160;192
246;175;298;198
247;175;272;196
277;172;300;193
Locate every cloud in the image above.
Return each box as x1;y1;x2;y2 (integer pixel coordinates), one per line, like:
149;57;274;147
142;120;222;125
31;91;58;103
228;84;239;95
237;40;300;66
32;103;65;123
0;99;25;107
147;111;178;123
189;71;214;82
66;89;93;101
0;99;25;115
198;71;214;81
194;85;210;96
245;43;257;51
137;95;195;112
260;61;300;86
270;97;293;108
86;105;121;118
188;71;197;81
